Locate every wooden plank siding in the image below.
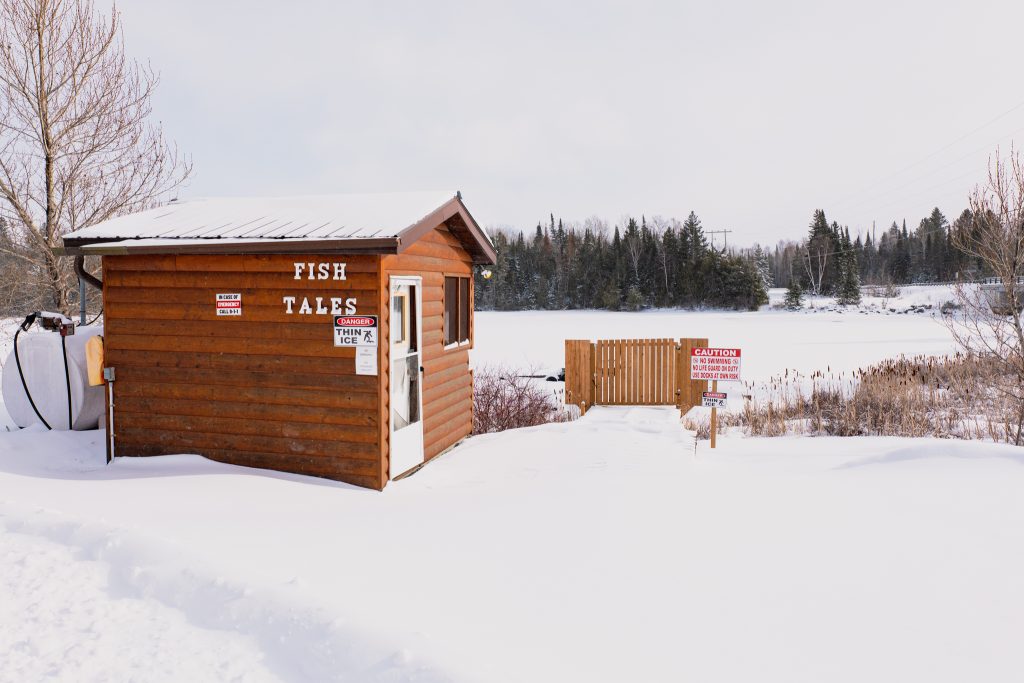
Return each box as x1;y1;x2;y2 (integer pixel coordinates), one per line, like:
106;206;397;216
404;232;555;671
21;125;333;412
102;222;481;489
381;223;475;478
103;253;386;489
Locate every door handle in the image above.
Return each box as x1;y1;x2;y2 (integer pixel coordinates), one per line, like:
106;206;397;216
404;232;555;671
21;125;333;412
420;365;425;373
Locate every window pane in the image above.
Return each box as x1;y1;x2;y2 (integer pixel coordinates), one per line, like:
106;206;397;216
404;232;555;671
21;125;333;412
406;354;420;424
391;354;420;429
444;277;457;345
391;295;405;344
459;277;470;343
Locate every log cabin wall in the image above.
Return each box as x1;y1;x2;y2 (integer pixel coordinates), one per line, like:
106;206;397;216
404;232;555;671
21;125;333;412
381;222;475;479
102;253;385;489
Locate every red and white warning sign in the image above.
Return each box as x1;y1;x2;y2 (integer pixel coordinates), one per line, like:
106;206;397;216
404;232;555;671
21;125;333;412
701;391;728;408
216;293;242;316
690;347;742;381
333;315;378;347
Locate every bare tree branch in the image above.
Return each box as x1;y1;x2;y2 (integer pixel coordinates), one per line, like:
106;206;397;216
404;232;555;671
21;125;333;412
945;146;1024;444
0;0;191;313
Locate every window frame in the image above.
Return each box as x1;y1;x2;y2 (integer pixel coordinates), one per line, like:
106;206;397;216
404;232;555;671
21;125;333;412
443;273;473;350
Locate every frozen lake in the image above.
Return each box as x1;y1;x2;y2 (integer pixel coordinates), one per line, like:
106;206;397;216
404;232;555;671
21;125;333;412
473;306;956;383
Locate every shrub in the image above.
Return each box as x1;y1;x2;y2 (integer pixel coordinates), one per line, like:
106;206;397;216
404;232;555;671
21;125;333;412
473;366;575;434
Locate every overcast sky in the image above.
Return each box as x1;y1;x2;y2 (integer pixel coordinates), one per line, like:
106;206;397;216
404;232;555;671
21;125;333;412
117;0;1024;247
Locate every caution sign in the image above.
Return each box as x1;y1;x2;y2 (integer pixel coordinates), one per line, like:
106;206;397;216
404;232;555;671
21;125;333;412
216;293;241;316
690;347;742;381
334;315;378;347
702;391;728;408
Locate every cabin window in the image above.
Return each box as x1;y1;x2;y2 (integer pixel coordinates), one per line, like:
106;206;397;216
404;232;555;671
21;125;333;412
444;275;471;346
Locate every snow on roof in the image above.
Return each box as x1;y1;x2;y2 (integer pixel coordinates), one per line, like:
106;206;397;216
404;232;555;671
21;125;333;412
62;191;497;263
65;191;460;242
76;237;349;252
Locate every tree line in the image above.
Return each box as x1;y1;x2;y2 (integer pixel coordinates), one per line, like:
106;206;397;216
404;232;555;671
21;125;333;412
761;206;989;294
474;213;770;312
476;204;988;313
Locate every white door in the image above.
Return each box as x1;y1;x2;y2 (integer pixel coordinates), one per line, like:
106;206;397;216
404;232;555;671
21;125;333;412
389;277;424;478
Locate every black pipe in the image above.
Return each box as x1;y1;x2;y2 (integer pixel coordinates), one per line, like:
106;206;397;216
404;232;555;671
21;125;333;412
13;314;51;430
61;334;73;430
74;255;103;290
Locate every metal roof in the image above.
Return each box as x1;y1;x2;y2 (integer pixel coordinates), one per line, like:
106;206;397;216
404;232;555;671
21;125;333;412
61;191;497;264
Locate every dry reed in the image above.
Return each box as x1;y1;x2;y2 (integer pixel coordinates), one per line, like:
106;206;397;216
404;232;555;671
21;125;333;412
684;352;1017;443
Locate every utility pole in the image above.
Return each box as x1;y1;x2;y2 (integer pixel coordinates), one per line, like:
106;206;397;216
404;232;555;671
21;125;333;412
706;229;733;250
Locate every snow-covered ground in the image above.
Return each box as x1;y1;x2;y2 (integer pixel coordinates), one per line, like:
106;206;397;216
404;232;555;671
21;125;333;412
2;410;1023;682
768;283;962;311
3;293;1020;683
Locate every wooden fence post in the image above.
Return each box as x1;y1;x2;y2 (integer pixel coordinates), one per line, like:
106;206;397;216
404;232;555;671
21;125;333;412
676;338;689;411
692;338;709;410
710;379;718;449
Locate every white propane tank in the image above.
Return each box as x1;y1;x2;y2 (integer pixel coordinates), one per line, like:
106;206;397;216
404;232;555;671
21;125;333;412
2;325;105;430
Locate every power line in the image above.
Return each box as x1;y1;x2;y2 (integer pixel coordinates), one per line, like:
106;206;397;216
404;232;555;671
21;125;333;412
833;124;1024;211
829;97;1024;209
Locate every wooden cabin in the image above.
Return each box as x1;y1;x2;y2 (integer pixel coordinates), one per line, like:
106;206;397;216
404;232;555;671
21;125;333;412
61;192;496;490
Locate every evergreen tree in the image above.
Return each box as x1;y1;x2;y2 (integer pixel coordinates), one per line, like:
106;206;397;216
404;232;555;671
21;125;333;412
835;228;861;305
625;286;644;311
836;254;862;305
784;279;804;310
600;280;620;310
752;244;773;291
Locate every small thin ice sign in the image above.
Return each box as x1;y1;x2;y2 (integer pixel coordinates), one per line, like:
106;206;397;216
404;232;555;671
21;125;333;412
702;391;728;408
690;347;742;381
216;293;241;316
334;315;378;347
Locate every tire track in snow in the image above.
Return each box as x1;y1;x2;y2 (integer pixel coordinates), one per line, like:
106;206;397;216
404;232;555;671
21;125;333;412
0;524;280;683
0;503;456;683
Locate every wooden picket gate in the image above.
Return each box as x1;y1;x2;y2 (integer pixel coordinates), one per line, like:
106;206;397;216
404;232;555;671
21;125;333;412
565;338;709;414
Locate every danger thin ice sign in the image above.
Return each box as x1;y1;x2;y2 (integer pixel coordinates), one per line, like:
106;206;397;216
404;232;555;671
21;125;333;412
216;293;242;316
333;315;378;347
690;347;742;382
702;391;728;408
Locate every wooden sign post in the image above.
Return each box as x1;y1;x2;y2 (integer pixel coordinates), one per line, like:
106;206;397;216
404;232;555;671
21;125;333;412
691;348;742;449
710;380;718;448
